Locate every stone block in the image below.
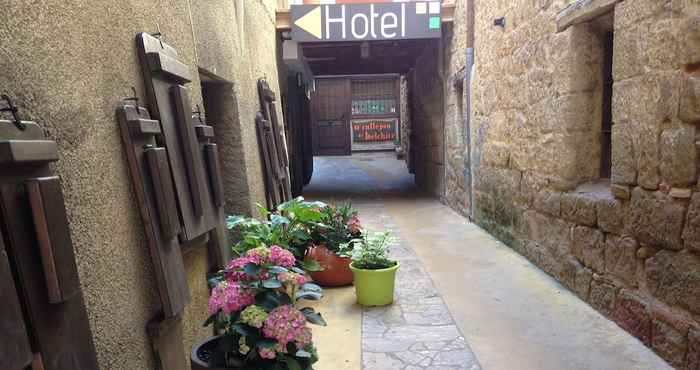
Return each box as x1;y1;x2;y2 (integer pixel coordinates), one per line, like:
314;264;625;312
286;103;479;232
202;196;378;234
683;193;700;253
574;264;593;300
670;188;692;199
481;142;510;167
611;184;631;200
645;250;700;315
660;125;697;187
611;123;637;185
614;0;667;30
689;327;700;370
679;74;700;124
596;197;627;234
604;235;638;286
612;72;679;129
533;191;562;217
636;124;661;190
613;290;651;345
561;193;597;226
651;318;688;369
628;187;685;250
589;277;618;317
613;25;643;81
640;16;700;72
571;225;605;272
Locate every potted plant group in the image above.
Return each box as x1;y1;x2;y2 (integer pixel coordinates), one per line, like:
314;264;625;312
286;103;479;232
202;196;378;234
306;203;362;287
347;231;399;306
192;245;327;370
227;197;327;272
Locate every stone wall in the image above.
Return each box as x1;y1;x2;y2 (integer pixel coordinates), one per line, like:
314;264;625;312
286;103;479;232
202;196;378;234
410;41;446;197
400;76;411;163
462;0;700;368
0;1;279;369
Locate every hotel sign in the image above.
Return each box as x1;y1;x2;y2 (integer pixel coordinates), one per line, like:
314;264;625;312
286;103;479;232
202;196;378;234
291;2;442;42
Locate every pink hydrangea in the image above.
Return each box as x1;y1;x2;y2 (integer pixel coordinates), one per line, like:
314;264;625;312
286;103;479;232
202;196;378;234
207;281;255;315
262;305;312;350
278;272;310;286
347;215;362;234
259;346;276;359
268;245;296;268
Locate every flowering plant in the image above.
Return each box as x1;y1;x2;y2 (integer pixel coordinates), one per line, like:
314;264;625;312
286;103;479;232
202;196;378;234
228;197;327;269
204;245;326;369
311;203;362;257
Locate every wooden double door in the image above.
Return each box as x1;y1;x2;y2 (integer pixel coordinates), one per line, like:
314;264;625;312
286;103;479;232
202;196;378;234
311;78;351;156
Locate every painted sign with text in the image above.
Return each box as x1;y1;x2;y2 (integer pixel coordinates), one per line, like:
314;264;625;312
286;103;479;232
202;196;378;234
352;119;397;143
291;2;441;42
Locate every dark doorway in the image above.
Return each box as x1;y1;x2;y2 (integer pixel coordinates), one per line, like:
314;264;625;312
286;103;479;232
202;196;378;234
312;78;351;156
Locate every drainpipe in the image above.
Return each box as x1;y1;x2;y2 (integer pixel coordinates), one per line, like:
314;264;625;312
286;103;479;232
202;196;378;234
464;0;475;220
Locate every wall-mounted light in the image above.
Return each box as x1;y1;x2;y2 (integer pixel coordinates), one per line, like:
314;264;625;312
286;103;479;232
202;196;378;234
494;17;506;29
360;42;370;59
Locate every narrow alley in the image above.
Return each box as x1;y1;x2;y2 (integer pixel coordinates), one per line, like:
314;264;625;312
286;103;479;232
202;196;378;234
305;152;672;370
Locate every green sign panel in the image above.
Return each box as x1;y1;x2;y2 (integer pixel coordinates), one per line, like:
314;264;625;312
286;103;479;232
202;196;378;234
291;2;442;42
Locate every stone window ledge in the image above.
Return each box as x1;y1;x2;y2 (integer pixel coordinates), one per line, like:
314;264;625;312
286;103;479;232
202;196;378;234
556;0;620;32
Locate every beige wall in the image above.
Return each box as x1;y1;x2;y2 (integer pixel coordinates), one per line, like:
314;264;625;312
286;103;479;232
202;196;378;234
453;0;700;368
0;1;281;368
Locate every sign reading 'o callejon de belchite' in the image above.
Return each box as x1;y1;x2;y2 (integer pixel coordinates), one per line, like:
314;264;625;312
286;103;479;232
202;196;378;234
291;2;442;42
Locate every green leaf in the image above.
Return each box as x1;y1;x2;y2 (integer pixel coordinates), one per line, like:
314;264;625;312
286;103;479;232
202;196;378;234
301;283;322;292
284;356;303;370
300;307;327;326
232;323;257;337
257;339;278;349
262;279;282;289
203;312;218;327
295;349;312;358
298;259;323;272
271;214;291;227
256;291;292;311
295;291;323;301
269;266;289;274
244;263;261;276
290;266;306;274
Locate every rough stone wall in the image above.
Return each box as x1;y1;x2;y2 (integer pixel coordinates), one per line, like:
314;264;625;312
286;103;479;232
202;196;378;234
442;0;470;217
410;41;446;197
0;1;278;369
465;0;700;368
400;75;411;162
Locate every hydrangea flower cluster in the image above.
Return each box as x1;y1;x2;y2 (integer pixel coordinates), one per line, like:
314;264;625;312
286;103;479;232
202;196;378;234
207;281;255;315
205;242;321;368
262;305;313;355
278;271;310;286
346;215;362;234
240;305;268;328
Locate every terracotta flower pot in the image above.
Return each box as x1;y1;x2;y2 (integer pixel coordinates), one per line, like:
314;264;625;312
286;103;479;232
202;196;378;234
306;245;353;286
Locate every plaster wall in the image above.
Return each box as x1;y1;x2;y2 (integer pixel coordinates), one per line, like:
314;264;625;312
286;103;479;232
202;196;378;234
0;1;280;368
459;0;700;368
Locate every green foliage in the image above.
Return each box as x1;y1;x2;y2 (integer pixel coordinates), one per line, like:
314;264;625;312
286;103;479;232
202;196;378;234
310;202;362;256
349;231;398;270
228;197;328;260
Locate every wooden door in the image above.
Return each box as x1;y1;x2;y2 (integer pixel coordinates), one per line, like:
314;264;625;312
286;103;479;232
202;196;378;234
312;78;351;156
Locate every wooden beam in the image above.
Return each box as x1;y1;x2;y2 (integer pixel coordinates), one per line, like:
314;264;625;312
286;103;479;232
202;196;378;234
276;2;456;31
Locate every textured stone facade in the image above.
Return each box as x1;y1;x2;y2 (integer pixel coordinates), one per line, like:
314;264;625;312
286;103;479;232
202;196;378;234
0;1;280;369
440;0;700;368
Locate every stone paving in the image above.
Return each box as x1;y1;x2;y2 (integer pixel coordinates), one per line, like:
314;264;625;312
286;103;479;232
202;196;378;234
358;202;481;370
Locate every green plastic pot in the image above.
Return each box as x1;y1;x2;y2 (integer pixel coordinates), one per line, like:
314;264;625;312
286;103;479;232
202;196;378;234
349;261;400;306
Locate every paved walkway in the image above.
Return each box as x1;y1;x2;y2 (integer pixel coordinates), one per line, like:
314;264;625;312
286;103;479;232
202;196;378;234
304;152;673;370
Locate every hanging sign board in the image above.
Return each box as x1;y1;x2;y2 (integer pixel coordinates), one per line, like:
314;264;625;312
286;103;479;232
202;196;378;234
291;2;442;42
352;119;397;143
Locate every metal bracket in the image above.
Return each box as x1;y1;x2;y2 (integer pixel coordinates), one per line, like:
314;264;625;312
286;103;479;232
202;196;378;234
0;94;25;131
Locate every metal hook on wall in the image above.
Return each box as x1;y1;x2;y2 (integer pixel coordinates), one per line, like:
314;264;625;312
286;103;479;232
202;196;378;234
151;23;164;48
192;104;204;124
122;87;140;107
0;94;26;131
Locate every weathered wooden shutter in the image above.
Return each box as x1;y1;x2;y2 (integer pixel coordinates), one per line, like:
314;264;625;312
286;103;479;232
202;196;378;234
0;108;98;370
257;78;292;209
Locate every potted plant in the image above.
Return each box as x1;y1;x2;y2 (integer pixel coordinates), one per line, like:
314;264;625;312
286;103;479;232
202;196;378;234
192;245;327;370
227;197;327;272
347;231;399;306
305;204;362;286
